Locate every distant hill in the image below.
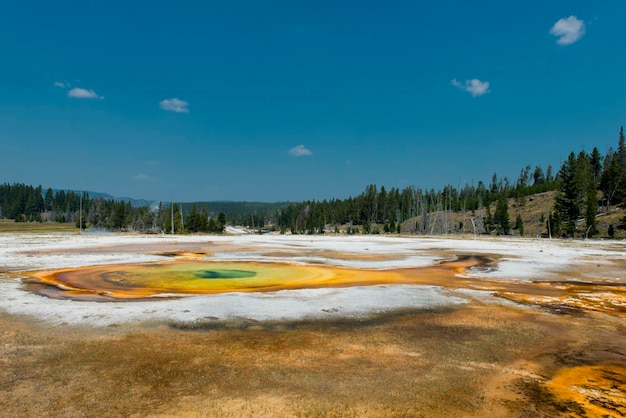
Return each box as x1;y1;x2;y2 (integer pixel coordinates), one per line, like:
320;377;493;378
51;188;291;224
53;190;154;208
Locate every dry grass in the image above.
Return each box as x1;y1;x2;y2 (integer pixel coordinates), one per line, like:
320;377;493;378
399;190;626;239
2;302;624;417
0;219;77;234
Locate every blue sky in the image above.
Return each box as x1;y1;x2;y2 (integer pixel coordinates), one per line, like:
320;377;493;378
1;1;625;202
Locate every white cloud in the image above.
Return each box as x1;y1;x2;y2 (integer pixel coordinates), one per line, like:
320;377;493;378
160;98;189;113
288;144;313;157
550;16;585;45
53;81;66;88
451;78;490;97
67;87;104;99
134;173;157;181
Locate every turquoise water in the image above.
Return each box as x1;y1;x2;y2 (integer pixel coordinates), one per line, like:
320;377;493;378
194;269;257;279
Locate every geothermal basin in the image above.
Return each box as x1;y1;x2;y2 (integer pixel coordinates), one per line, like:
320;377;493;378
1;233;625;325
1;233;625;417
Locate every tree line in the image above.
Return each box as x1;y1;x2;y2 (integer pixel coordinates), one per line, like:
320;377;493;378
2;127;626;237
275;167;558;235
275;128;626;238
0;186;227;234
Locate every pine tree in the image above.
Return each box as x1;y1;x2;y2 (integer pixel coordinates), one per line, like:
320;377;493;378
111;201;128;230
546;165;554;183
208;218;217;232
44;188;54;212
186;204;200;232
217;212;226;233
533;166;545;186
590;147;603;180
555;152;583;237
578;152;598;238
200;206;209;232
494;196;510;235
490;173;499;194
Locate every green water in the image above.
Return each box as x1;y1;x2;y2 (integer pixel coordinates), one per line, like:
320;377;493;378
193;269;257;279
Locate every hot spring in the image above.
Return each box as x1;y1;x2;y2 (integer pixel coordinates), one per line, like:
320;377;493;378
26;259;485;300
